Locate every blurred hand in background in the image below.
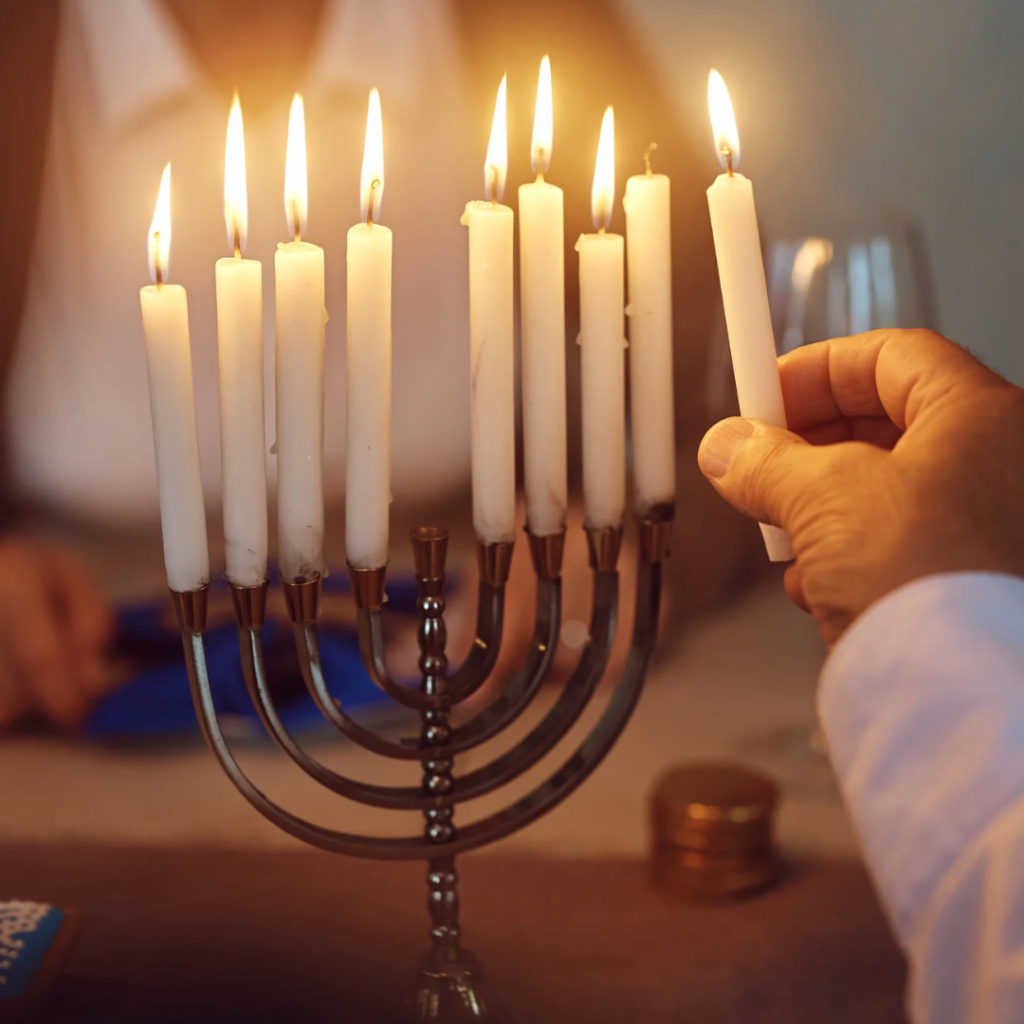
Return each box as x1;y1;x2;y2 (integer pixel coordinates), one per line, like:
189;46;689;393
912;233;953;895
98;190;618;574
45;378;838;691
0;539;115;730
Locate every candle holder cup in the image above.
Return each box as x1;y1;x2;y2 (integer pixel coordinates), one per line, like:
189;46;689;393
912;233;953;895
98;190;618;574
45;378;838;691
172;510;673;1021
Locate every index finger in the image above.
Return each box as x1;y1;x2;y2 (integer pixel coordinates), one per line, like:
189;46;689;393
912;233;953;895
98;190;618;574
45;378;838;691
778;329;999;433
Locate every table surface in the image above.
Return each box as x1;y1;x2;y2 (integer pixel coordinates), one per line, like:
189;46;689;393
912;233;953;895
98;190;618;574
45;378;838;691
0;845;906;1024
0;560;902;1021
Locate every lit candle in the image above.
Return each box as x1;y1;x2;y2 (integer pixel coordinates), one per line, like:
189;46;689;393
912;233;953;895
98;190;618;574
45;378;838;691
576;107;626;530
216;94;267;587
275;94;326;583
139;163;210;593
461;77;515;545
346;89;392;570
623;146;675;518
705;70;792;561
518;56;567;538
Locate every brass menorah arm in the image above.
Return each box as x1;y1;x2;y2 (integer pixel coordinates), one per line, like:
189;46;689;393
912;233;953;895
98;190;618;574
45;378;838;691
174;515;669;860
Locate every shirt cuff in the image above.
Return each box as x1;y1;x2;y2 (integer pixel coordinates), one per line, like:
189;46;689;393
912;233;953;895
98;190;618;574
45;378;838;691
819;571;1024;944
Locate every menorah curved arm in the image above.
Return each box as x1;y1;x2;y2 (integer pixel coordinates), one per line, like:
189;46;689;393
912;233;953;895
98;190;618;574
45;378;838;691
183;629;445;859
180;548;660;860
240;569;601;811
235;574;559;812
291;623;425;761
354;582;505;711
444;557;661;853
290;574;559;762
427;575;561;751
445;569;618;803
235;624;451;811
332;574;562;757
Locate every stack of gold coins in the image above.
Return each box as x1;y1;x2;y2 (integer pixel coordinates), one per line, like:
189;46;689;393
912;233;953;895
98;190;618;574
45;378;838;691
649;761;780;899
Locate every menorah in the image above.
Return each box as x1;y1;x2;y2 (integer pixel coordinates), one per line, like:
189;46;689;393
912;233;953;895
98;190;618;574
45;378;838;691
170;508;672;1021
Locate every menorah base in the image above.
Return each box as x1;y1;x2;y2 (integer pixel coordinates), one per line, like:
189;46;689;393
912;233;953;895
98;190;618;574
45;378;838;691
414;948;512;1022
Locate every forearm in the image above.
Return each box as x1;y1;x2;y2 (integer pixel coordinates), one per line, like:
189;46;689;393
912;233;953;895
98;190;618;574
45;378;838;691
819;573;1024;1023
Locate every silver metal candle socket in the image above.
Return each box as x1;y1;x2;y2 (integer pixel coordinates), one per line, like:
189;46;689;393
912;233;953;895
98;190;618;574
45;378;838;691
173;512;673;1022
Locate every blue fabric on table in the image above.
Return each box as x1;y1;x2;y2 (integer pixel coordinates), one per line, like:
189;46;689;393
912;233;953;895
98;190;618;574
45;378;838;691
85;568;423;739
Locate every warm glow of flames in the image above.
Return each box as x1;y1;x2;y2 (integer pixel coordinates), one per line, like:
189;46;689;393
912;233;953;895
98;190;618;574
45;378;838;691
531;56;553;176
590;106;615;230
284;93;308;239
791;237;834;294
360;88;384;224
224;93;247;253
708;69;740;170
148;162;171;284
484;75;508;202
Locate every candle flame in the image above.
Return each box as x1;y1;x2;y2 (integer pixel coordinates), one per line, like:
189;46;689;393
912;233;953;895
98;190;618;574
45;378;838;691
284;93;308;239
484;75;507;202
531;56;553;176
224;92;247;254
360;88;384;224
590;106;615;230
707;70;741;170
148;162;171;284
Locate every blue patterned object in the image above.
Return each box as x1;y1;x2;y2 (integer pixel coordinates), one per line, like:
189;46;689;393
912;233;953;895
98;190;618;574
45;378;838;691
86;566;432;739
0;901;62;1000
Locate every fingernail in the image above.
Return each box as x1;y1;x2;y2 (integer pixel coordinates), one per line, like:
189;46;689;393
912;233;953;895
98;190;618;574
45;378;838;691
700;418;755;478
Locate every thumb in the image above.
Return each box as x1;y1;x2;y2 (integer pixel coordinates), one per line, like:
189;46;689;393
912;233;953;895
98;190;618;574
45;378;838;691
698;417;831;530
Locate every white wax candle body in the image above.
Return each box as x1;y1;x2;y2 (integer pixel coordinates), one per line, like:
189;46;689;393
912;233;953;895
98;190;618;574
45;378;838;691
707;173;793;562
274;241;326;582
577;232;626;529
518;180;568;538
346;223;392;569
216;257;268;586
623;172;676;516
463;201;516;544
140;284;210;592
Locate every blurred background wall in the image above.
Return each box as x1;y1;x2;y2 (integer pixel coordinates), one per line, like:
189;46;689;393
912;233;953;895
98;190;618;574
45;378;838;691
617;0;1024;381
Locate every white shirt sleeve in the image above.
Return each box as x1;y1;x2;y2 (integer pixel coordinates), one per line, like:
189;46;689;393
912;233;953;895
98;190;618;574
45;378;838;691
819;572;1024;1024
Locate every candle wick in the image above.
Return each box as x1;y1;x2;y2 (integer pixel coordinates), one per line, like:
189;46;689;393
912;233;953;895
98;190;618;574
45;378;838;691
291;202;301;243
722;145;734;177
644;142;658;176
154;231;163;287
366;178;381;228
535;172;545;184
233;224;241;260
598;226;606;236
486;163;500;205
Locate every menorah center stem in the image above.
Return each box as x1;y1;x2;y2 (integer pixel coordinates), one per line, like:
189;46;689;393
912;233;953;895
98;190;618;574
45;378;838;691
415;560;463;966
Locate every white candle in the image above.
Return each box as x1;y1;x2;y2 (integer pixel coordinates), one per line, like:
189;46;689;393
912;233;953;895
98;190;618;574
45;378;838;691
461;76;515;544
217;95;268;587
276;94;326;583
576;107;626;530
346;89;392;570
140;163;210;593
705;70;792;562
623;158;675;517
518;56;567;538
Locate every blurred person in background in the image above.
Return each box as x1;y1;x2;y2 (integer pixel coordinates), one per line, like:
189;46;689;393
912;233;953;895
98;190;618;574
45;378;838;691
0;1;757;730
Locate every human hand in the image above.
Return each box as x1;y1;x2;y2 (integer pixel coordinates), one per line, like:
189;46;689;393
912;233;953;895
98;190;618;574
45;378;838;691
0;538;115;730
697;329;1024;647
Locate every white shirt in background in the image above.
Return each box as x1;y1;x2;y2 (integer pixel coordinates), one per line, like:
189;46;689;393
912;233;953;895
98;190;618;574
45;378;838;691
8;0;476;527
